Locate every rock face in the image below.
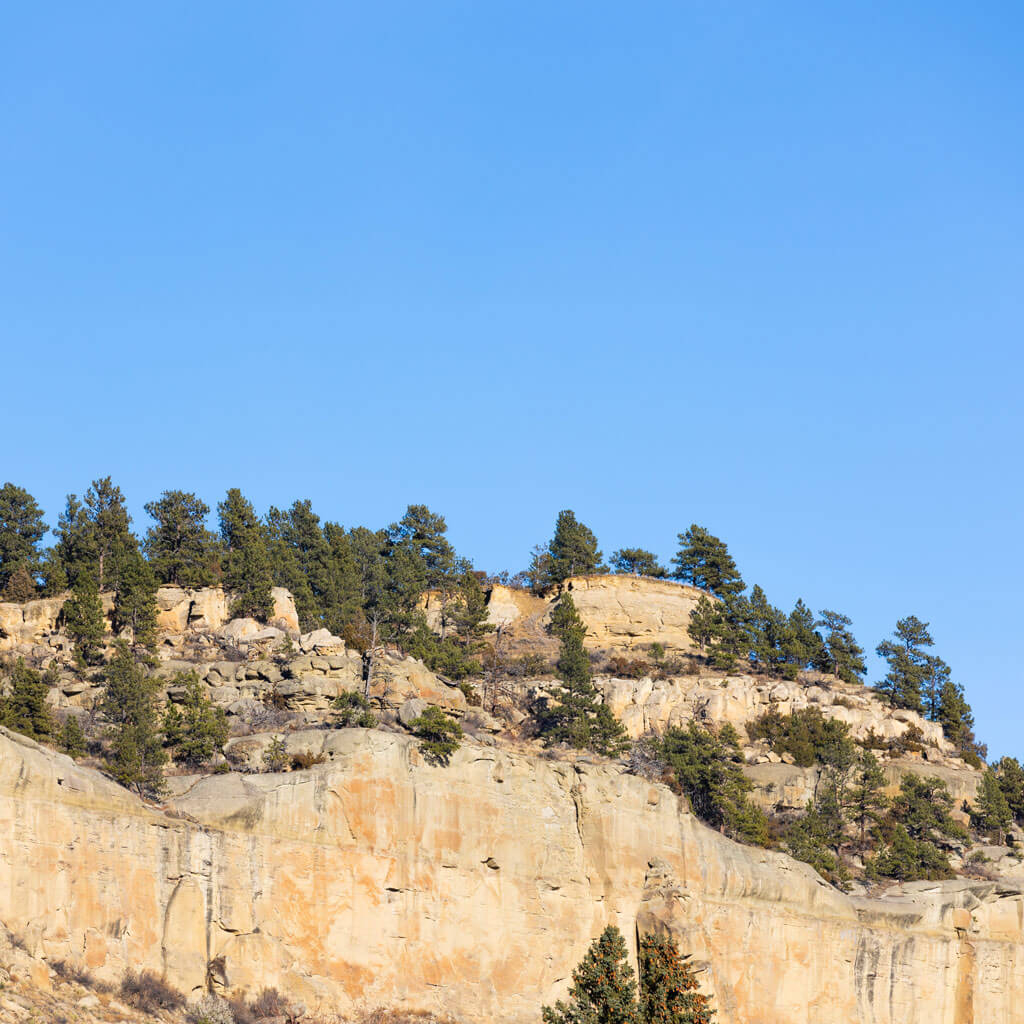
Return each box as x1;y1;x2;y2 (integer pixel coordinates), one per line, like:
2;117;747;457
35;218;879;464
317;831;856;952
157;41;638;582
475;575;705;655
1;586;300;654
2;727;1022;1023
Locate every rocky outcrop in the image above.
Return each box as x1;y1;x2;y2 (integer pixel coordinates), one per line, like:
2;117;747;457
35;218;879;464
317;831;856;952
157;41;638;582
476;575;705;655
0;587;300;655
2;728;1022;1023
600;672;959;759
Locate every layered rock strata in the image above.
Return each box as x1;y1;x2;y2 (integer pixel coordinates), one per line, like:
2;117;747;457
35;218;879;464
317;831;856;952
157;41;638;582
1;728;1021;1024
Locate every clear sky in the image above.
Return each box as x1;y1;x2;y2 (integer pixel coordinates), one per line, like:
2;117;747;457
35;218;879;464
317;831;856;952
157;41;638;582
2;4;1021;757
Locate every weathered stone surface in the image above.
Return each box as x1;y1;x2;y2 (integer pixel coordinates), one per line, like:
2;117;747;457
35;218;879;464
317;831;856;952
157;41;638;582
0;596;65;652
2;727;1022;1023
477;576;707;654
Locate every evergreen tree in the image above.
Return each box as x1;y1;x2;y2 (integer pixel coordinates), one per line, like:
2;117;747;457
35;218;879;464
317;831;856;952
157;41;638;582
545;510;604;584
875;616;933;711
970;769;1013;844
52;494;96;589
747;585;789;675
703;595;752;671
785;799;845;883
687;596;720;652
0;657;52;740
920;655;951;723
870;823;954;882
100;642;166;796
815;610;866;684
143;490;218;586
113;545;158;648
218;489;274;621
936;679;983;764
387;504;456;592
38;546;69;597
784;599;827;670
162;672;228;768
638;932;715;1024
410;704;463;764
671;526;744;598
847;751;889;847
83;477;134;590
610;548;667;578
658;723;768;845
59;714;87;757
993;757;1024;825
63;573;106;665
332;690;377;728
265;502;323;630
542;925;640;1024
322;521;363;633
0;483;47;591
1;564;37;603
536;593;628;756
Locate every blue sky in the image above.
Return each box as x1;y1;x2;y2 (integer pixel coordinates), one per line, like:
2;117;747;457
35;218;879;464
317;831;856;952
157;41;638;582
2;4;1022;757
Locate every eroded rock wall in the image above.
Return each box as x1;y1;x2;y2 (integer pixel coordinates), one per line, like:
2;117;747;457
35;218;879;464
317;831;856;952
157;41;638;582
1;728;1022;1023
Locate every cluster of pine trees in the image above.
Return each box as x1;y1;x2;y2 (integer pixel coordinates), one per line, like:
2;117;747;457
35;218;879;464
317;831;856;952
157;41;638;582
0;480;490;679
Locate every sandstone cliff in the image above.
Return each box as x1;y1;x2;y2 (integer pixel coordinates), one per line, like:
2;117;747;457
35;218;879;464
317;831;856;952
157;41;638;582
2;727;1022;1024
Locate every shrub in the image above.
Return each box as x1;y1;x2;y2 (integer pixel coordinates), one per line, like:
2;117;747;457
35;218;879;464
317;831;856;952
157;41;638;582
249;986;290;1018
262;735;288;772
606;656;651;680
119;969;185;1013
187;994;236;1024
410;705;463;765
457;680;482;706
333;690;377;727
50;959;96;987
508;653;549;678
747;706;855;769
291;749;327;770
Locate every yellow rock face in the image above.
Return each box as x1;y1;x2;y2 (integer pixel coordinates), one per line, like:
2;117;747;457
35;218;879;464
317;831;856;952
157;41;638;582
1;726;1022;1023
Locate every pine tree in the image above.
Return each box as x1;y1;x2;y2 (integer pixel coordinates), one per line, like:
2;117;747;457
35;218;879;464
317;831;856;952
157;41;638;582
993;757;1024;825
143;490;218;586
875;616;933;711
100;642;166;796
1;564;37;603
542;925;640;1024
83;477;134;591
704;595;752;671
747;585;789;675
536;593;628;756
610;548;667;578
410;704;463;765
162;672;228;768
687;596;720;652
815;610;866;684
53;493;97;588
322;521;363;633
784;599;827;670
848;751;889;847
546;510;604;584
113;545;158;648
0;483;47;592
936;679;983;764
387;504;456;592
970;769;1012;844
658;722;768;845
59;714;87;757
218;489;274;621
0;657;52;740
638;932;716;1024
920;655;951;722
671;526;744;598
63;573;107;665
